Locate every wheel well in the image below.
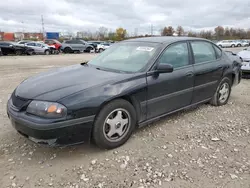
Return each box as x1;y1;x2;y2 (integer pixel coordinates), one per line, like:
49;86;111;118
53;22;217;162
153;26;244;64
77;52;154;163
224;73;235;85
232;73;235;84
95;96;140;124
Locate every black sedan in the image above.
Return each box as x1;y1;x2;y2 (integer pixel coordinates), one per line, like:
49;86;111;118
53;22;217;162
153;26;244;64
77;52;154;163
0;41;34;55
7;37;241;149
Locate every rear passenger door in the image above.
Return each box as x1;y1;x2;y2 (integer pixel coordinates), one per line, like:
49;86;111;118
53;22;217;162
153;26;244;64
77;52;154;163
190;41;224;103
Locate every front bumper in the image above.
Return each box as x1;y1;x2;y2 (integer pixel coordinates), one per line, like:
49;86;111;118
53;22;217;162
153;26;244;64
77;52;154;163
7;99;94;146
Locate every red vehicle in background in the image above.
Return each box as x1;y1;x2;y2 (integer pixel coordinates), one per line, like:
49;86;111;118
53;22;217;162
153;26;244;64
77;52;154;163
44;39;62;53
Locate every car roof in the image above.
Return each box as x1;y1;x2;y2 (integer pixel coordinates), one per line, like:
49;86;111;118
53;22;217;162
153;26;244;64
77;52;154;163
124;36;211;44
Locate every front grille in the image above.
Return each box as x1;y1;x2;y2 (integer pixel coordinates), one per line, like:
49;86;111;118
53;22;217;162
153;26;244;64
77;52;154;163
11;93;30;111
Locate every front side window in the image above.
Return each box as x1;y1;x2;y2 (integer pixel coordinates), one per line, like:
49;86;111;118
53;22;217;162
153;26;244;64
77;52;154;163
191;41;216;63
158;42;189;68
26;43;35;46
88;42;159;73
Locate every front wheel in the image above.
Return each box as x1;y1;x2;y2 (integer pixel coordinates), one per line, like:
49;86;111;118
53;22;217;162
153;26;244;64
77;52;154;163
231;44;235;48
210;77;231;106
92;99;136;149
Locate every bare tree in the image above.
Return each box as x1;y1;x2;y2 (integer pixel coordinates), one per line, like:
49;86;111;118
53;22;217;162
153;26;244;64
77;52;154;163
176;26;184;36
98;27;108;40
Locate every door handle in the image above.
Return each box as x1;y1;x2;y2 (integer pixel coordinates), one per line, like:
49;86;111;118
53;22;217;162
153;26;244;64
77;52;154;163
185;72;194;77
217;65;223;70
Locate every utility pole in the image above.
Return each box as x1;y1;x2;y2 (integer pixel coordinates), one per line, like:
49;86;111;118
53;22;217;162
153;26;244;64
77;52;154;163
134;28;138;37
41;15;45;40
150;24;153;36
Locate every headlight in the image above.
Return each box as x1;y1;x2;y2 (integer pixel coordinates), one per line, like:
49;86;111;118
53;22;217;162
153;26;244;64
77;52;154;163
27;101;67;119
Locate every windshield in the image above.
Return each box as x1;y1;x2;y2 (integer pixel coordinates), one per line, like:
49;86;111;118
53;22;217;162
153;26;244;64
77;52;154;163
88;42;159;73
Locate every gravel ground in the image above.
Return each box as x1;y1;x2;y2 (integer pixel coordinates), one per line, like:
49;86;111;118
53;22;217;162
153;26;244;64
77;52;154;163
0;51;250;188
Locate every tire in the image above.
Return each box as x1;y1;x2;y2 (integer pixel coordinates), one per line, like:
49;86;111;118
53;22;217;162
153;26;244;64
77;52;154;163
45;50;50;55
92;99;136;149
99;48;104;53
231;44;235;48
210;77;232;106
85;47;93;53
64;47;72;53
237;44;241;47
15;50;22;55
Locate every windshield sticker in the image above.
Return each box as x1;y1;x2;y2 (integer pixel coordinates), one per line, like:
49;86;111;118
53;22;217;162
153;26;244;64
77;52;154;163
136;47;154;52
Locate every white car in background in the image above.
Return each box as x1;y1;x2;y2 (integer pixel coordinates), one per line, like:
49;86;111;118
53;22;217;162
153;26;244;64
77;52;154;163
216;40;241;48
97;43;111;53
238;40;249;47
237;47;250;77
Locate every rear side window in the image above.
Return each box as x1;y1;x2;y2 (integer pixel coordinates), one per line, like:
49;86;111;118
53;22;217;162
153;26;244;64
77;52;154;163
191;41;216;63
213;45;222;58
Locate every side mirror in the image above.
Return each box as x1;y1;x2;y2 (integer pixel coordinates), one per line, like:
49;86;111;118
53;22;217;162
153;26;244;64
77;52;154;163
156;64;174;73
225;51;236;55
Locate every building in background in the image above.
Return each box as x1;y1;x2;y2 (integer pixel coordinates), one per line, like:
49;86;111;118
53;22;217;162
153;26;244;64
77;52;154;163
0;32;4;40
3;33;15;41
23;33;43;40
14;32;25;41
46;32;59;39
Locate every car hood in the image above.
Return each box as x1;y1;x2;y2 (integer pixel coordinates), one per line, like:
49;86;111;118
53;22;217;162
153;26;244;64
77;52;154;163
15;64;131;101
237;51;250;60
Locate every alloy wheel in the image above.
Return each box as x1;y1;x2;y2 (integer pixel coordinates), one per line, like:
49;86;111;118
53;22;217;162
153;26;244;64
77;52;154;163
103;108;130;142
218;83;230;103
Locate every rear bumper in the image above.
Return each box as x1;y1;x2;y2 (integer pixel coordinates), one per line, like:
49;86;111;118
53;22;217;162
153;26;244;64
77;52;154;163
7;100;94;146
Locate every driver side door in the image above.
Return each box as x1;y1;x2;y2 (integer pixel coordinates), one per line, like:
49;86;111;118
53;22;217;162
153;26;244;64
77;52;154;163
146;42;194;119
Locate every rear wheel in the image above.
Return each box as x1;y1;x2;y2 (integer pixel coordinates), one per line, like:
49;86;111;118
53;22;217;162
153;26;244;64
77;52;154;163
231;44;235;48
210;77;231;106
92;99;136;149
237;44;241;47
15;50;22;55
99;48;104;53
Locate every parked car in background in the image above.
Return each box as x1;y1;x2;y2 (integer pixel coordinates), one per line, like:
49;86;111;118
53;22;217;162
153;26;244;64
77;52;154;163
25;42;53;55
44;39;62;52
0;41;34;55
237;47;250;77
238;40;249;47
96;43;111;52
17;40;33;45
61;39;94;53
7;37;241;149
216;40;241;48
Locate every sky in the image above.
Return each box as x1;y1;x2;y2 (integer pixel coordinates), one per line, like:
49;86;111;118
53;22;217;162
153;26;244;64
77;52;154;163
0;0;250;35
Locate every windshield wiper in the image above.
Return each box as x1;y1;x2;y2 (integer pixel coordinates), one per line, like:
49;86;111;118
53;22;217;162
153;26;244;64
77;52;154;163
80;61;88;66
